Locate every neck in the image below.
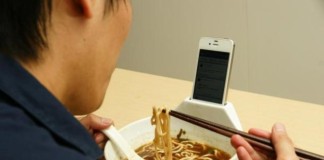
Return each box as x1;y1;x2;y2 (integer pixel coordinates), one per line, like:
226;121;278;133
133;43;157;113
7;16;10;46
18;50;71;109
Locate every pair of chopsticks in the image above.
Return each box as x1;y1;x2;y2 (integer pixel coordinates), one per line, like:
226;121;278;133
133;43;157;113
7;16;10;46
169;110;324;160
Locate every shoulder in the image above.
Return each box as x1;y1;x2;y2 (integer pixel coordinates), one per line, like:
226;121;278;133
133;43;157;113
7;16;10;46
0;102;94;160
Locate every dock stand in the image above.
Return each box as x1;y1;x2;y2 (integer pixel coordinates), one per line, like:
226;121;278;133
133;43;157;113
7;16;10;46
175;97;242;131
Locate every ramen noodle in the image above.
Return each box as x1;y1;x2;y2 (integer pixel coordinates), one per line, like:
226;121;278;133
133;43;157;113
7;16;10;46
137;107;231;160
150;107;172;159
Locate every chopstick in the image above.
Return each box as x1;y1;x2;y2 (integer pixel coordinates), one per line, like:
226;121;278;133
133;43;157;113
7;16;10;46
169;110;324;160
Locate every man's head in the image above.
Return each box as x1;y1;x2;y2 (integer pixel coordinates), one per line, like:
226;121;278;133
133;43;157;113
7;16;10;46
0;0;126;61
0;0;132;114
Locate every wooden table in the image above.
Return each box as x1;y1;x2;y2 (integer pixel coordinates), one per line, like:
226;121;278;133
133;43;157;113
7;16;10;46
95;68;324;156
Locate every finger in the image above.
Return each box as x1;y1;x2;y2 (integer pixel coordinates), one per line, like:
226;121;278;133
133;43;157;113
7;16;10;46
231;135;264;160
236;146;253;160
98;141;107;151
248;128;271;139
80;114;113;130
94;132;108;150
271;123;298;160
94;132;108;144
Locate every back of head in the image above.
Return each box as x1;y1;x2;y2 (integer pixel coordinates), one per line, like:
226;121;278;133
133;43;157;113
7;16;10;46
0;0;51;62
0;0;123;63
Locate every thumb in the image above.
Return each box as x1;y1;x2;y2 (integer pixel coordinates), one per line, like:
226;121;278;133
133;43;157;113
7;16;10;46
271;123;298;160
80;114;113;130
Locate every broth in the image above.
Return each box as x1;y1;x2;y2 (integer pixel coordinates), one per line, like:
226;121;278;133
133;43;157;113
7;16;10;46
136;138;231;160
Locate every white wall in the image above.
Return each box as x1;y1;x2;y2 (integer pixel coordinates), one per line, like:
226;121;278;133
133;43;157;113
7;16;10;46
118;0;324;105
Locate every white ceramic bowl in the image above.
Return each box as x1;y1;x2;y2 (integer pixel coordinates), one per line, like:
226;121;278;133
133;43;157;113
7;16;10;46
104;117;237;160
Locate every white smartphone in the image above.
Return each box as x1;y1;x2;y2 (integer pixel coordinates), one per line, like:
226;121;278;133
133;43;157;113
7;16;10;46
191;37;235;105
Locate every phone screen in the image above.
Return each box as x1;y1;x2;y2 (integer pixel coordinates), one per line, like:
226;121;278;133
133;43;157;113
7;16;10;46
193;49;229;104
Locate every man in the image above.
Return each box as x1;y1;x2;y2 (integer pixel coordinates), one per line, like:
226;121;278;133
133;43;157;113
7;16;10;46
0;0;131;159
0;0;297;160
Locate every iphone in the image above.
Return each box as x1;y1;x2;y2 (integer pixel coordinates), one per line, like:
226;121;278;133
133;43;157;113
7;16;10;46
192;37;235;105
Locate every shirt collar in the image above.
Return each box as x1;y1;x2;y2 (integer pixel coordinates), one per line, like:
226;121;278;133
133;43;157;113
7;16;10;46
0;54;102;158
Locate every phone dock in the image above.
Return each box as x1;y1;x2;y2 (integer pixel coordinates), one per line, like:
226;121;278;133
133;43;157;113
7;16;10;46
175;97;242;131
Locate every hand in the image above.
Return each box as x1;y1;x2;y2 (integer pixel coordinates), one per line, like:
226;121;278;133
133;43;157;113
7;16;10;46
231;123;299;160
79;114;113;150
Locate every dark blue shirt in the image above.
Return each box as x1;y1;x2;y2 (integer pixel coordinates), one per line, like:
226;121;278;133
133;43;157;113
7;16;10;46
0;54;103;159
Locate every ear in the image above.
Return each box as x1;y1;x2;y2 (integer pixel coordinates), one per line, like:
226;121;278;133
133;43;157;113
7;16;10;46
70;0;94;18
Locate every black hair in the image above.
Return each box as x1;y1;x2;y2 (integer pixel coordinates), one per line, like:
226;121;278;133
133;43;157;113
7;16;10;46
0;0;117;62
